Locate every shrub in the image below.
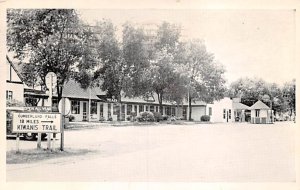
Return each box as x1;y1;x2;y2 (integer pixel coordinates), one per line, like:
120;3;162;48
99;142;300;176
135;115;143;122
153;112;163;122
130;111;137;117
162;115;169;121
68;115;75;122
99;116;105;122
107;117;113;121
139;111;155;122
170;116;176;121
126;116;132;121
201;115;210;122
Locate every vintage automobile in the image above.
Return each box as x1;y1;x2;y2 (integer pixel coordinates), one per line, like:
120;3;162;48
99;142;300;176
6;107;47;141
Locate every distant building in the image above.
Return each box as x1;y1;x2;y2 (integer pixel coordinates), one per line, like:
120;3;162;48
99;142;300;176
207;97;250;123
250;100;272;124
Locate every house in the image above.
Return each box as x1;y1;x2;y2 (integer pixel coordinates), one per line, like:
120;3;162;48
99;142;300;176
207;97;234;123
250;100;272;124
6;56;24;104
207;97;250;123
59;80;201;122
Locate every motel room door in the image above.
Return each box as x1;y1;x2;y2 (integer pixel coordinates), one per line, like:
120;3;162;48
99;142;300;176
82;102;88;121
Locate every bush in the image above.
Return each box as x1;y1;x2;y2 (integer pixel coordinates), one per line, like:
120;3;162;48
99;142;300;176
170;116;176;121
139;111;155;122
126;116;132;121
68;115;75;122
162;115;169;121
107;117;113;121
99;116;105;122
200;115;210;122
153;112;163;122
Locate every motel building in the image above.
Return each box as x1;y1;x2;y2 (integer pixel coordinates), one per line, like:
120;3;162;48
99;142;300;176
6;56;254;123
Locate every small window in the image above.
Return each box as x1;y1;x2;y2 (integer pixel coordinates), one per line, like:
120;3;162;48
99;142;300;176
127;104;132;115
91;101;98;114
99;103;104;117
107;103;111;118
150;105;154;112
209;107;212;116
229;109;231;119
6;90;13;101
71;100;80;114
255;110;260;117
166;107;171;116
171;107;176;116
145;105;149;111
223;109;226;119
139;105;144;113
156;106;159;112
113;103;120;115
133;105;138;116
182;107;187;120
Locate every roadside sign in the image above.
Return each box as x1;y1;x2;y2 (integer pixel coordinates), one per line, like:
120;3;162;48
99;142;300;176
58;98;71;115
12;112;61;133
24;106;52;112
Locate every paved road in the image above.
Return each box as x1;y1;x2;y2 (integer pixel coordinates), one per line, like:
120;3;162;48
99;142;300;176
6;122;296;182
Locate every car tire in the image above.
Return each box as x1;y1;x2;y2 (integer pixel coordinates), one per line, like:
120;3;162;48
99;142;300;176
41;133;48;140
24;133;36;141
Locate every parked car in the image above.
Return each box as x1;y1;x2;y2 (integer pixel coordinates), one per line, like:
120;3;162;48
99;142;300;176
6;107;47;141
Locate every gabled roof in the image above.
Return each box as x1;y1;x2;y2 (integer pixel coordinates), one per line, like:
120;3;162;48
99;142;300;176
250;100;270;110
62;80;106;100
6;55;24;82
233;102;250;110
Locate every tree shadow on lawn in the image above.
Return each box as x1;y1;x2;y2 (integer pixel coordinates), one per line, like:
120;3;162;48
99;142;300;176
7;148;95;164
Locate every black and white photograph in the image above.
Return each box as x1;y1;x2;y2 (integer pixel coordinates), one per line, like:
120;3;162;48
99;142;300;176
1;0;299;189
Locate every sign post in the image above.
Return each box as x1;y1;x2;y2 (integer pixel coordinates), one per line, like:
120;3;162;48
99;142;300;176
46;72;57;150
60;98;65;151
16;133;20;153
58;97;70;151
37;133;42;149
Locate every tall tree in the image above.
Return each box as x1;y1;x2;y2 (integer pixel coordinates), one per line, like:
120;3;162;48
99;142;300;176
121;22;150;98
7;9;96;101
140;22;182;114
179;40;226;120
142;48;179;114
92;20;123;102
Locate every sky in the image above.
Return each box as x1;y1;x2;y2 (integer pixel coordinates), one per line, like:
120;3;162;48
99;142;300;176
77;9;296;86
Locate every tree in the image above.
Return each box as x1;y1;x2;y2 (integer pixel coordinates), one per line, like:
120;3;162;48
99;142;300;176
228;78;286;115
121;22;150;98
179;40;226;120
139;22;182;114
91;19;124;103
142;48;180;114
228;77;266;106
7;9;96;101
282;79;296;116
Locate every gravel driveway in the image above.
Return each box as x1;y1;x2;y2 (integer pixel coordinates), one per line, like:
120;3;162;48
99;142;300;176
6;122;296;182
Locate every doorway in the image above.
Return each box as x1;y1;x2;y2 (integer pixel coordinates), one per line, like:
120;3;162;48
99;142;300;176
83;102;87;121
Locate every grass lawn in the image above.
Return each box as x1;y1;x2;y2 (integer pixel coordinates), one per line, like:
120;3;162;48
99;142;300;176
6;148;92;164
